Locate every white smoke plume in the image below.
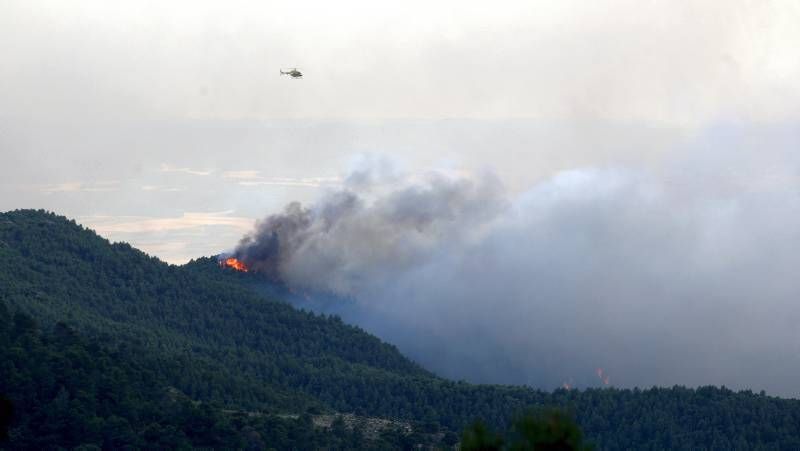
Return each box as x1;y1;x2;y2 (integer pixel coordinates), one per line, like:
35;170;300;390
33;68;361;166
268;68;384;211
235;128;800;396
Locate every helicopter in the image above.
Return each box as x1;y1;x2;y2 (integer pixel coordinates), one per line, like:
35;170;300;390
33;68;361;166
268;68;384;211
280;68;303;78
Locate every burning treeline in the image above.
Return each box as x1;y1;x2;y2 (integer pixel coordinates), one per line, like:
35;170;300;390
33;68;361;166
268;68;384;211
229;201;315;284
219;257;248;272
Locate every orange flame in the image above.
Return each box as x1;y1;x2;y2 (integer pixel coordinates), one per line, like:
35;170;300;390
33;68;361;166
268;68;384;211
221;257;249;272
596;368;610;386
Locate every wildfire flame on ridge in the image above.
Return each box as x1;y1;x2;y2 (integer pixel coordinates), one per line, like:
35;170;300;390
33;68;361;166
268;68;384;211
596;368;610;386
220;257;249;272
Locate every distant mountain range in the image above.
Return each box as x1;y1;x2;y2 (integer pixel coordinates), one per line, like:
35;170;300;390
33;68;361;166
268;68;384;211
2;209;800;449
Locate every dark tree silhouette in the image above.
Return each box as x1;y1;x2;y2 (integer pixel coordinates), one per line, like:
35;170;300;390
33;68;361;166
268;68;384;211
0;394;12;442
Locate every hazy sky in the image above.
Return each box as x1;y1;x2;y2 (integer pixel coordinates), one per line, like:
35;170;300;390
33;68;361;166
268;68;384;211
2;0;798;262
2;1;799;122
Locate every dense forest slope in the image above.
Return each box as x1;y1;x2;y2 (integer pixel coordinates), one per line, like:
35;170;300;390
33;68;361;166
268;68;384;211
3;209;800;449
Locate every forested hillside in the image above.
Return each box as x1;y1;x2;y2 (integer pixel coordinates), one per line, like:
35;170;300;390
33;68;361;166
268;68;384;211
3;209;800;450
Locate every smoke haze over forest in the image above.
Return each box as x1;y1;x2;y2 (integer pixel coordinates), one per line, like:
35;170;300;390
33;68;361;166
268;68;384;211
233;127;800;396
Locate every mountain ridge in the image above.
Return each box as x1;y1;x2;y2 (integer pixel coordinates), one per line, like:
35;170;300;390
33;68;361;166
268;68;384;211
4;209;800;449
